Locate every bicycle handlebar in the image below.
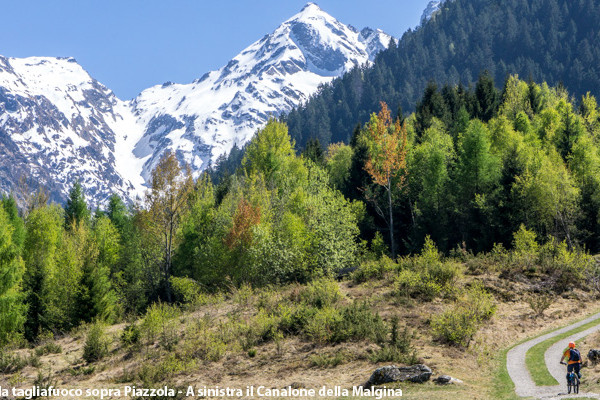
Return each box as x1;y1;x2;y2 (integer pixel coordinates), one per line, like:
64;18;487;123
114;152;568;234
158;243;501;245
560;361;567;365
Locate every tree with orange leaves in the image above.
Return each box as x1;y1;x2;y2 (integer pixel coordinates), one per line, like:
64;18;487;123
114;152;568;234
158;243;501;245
363;102;408;258
225;197;261;250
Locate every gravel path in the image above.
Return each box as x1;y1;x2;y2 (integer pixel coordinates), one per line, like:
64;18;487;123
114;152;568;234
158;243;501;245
507;311;600;399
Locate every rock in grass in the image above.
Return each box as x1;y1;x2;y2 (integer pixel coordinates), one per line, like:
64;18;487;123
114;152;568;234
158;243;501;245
362;364;432;388
434;375;463;385
588;349;600;364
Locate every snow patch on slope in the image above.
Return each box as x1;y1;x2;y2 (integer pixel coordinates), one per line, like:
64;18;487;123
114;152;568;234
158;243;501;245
0;56;146;206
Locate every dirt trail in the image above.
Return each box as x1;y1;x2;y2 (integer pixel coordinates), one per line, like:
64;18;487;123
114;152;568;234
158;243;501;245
507;311;600;399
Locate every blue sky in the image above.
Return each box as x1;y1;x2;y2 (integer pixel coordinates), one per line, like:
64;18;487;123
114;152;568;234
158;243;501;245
1;0;431;99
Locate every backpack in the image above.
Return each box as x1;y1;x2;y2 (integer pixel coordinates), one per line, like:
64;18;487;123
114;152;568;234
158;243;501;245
570;349;581;362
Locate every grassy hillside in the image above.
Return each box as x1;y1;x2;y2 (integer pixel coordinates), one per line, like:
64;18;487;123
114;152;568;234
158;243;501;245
3;245;600;400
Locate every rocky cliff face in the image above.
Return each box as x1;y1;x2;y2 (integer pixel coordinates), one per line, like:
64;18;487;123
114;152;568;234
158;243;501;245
0;56;145;207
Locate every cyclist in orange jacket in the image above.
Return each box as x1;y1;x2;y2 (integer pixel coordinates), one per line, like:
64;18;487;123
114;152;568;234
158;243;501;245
560;341;582;379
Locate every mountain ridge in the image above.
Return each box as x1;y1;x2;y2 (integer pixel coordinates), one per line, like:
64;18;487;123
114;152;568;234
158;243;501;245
130;2;394;183
0;55;145;206
0;3;394;207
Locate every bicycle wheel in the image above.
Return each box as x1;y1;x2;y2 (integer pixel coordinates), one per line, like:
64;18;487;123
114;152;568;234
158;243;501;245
574;377;580;394
567;375;573;394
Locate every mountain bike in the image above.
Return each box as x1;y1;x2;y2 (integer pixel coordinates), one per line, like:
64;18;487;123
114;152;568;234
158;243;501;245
560;361;580;394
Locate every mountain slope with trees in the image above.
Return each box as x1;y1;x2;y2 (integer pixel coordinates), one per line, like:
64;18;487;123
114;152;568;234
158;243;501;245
0;77;599;343
285;0;600;148
2;78;600;400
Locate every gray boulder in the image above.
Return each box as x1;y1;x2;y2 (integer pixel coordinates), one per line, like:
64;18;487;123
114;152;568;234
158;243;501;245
588;349;600;364
363;364;432;388
434;375;463;385
434;375;452;384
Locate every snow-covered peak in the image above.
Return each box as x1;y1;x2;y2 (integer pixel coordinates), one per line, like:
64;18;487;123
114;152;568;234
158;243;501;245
0;56;98;120
0;5;395;207
131;3;395;183
420;0;450;25
0;55;145;207
297;2;325;17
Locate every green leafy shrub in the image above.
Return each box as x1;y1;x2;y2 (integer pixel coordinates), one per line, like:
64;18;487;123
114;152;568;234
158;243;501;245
369;232;389;259
181;323;227;363
304;307;345;344
231;282;254;307
539;240;594;292
467;283;497;320
141;302;179;349
170;276;201;308
244;310;279;348
507;225;540;275
138;353;191;386
120;322;141;347
394;238;460;301
309;351;347;368
83;322;110;363
0;352;28;373
255;287;282;313
278;303;318;335
467;243;508;274
431;309;480;347
426;261;461;288
34;342;62;356
304;302;386;344
352;256;396;283
301;278;342;308
431;284;496;347
395;270;442;301
68;365;96;376
340;301;387;343
28;353;41;368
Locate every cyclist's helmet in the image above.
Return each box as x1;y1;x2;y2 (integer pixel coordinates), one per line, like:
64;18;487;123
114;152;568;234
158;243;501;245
569;342;576;348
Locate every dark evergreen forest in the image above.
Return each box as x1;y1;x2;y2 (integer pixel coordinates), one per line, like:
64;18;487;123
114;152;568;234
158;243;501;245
284;0;600;148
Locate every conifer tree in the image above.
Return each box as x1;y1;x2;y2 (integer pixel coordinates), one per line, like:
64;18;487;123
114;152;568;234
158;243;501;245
64;181;90;228
107;194;129;236
23;205;62;340
2;194;25;252
474;71;499;122
302;138;325;165
76;217;119;322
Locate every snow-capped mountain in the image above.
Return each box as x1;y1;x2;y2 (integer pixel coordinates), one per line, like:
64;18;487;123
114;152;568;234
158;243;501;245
131;2;394;182
0;3;394;206
420;1;444;25
0;56;145;207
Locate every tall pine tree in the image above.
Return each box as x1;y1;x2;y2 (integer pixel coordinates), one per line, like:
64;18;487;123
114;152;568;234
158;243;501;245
64;181;90;228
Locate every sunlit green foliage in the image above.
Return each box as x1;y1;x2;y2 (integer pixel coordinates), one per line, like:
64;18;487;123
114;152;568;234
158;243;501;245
0;206;26;344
